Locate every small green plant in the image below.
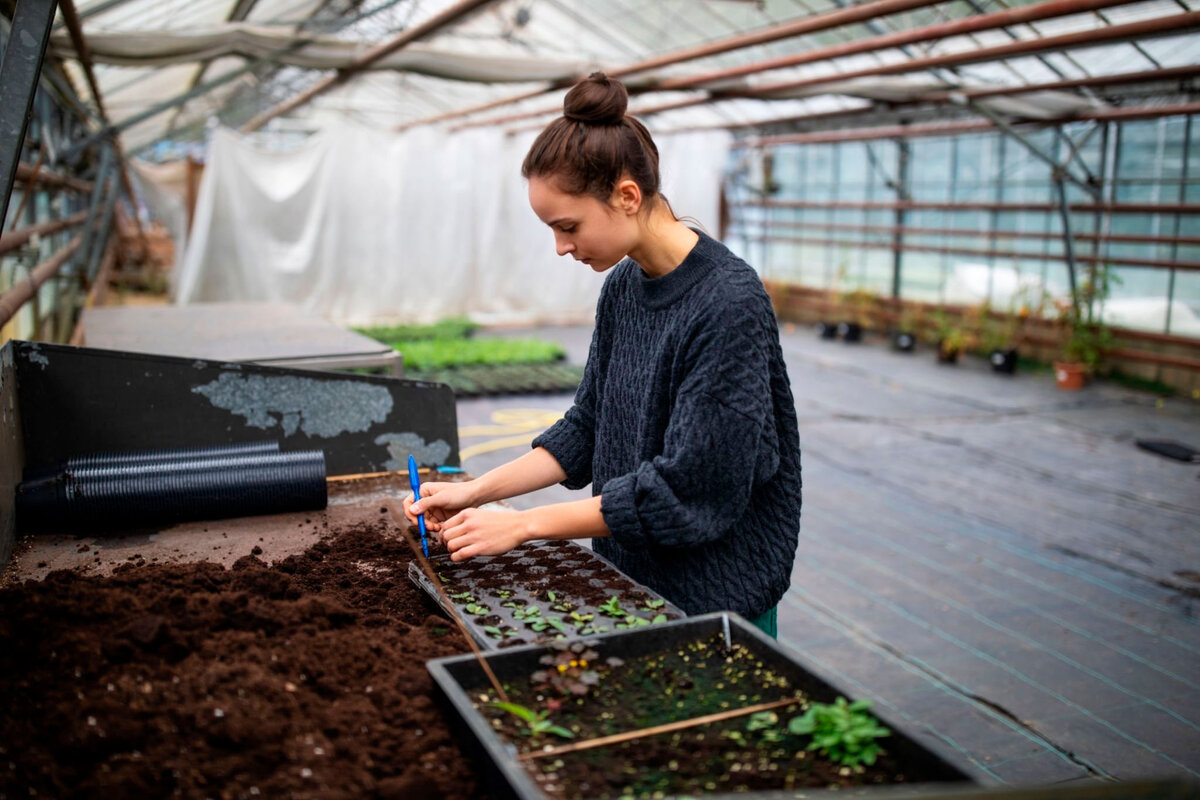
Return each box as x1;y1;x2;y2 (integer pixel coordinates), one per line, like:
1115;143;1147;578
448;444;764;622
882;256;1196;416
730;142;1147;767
598;596;627;618
481;625;519;639
488;701;574;740
464;603;489;616
355;317;478;343
789;697;890;767
839;287;878;328
643;598;666;611
513;604;542;621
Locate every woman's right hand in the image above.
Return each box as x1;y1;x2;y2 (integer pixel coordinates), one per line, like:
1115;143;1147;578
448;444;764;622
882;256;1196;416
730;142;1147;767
403;480;482;538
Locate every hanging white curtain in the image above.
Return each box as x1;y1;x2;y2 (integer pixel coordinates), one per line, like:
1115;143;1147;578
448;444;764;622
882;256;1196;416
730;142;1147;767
175;124;732;325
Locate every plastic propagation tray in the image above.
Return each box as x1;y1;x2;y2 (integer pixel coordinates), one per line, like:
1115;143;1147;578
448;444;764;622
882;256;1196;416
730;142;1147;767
407;539;686;650
427;612;990;800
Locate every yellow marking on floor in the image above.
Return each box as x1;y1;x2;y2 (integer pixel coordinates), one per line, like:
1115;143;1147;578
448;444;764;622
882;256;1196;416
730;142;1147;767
458;409;563;462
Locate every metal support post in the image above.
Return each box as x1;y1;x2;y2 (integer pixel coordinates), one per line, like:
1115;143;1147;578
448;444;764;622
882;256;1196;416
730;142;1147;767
85;167;120;282
1054;174;1080;315
893;139;909;299
74;143;113;277
0;0;58;228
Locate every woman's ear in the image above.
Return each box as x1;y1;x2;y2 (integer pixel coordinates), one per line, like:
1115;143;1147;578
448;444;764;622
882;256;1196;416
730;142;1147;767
613;179;642;215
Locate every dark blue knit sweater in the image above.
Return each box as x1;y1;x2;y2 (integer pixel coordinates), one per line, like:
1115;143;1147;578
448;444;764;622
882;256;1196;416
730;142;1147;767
532;231;802;618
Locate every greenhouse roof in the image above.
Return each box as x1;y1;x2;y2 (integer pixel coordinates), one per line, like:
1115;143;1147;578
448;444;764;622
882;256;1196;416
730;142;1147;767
27;0;1200;157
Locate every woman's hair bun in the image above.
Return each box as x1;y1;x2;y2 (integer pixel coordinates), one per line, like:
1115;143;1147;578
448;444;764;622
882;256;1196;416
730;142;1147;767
563;72;627;125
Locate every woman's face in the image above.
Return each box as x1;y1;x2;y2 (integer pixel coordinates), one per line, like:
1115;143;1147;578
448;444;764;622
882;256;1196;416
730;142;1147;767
528;176;638;272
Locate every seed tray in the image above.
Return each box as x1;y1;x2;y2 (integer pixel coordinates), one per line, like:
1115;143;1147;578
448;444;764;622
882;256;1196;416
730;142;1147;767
407;539;686;650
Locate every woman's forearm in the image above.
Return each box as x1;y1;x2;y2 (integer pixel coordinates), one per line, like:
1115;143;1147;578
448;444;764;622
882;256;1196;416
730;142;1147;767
523;495;610;541
470;447;569;505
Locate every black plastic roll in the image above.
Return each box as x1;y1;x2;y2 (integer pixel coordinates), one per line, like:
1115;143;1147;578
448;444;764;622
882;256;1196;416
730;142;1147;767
22;440;280;482
16;450;326;531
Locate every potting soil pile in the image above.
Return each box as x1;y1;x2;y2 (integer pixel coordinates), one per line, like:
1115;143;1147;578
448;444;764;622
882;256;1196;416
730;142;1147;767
0;522;480;799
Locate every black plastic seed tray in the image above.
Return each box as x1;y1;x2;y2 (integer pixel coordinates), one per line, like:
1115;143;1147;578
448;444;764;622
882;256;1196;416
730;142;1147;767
427;612;990;800
407;539;685;650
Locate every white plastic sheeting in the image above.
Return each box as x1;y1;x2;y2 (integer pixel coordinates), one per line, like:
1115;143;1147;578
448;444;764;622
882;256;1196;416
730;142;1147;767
130;158;192;272
175;124;732;326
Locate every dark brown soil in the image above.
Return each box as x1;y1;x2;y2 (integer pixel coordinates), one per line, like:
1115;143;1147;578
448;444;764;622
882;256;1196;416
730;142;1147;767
0;521;483;800
478;634;926;799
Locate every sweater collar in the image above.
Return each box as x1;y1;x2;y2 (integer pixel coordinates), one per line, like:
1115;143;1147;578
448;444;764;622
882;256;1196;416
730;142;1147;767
632;229;715;310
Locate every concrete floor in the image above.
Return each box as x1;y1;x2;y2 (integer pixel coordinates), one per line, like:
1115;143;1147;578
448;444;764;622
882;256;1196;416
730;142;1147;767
456;323;1200;787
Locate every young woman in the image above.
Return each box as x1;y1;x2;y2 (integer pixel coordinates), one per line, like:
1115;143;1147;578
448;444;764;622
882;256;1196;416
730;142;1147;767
404;72;801;637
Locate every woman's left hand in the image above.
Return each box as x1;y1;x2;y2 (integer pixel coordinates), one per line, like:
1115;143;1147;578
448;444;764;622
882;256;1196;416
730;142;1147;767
440;507;531;562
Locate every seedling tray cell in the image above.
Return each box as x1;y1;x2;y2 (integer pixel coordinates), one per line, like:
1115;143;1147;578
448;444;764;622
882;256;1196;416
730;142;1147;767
427;612;988;800
408;539;685;650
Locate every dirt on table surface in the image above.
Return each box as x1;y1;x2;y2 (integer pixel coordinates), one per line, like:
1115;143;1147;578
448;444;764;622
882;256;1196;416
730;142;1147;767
0;516;484;800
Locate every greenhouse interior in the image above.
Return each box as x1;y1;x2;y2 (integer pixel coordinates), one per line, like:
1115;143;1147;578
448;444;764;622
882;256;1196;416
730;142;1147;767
1;0;1199;797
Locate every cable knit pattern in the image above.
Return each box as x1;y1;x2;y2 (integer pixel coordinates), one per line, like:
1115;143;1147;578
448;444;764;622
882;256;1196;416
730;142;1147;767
532;231;802;618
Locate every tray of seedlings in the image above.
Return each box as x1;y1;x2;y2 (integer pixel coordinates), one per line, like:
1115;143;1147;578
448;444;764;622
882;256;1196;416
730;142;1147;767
407;539;686;650
427;612;986;800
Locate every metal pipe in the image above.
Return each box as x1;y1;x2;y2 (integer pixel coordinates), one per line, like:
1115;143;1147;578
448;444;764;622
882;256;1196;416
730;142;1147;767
734;102;1200;148
0;210;89;255
0;234;84;329
748;197;1200;214
748;232;1200;271
731;217;1200;247
650;64;1200;136
15;160;92;192
656;0;1137;93
241;0;497;133
57;0;147;249
745;11;1200;100
0;0;57;229
398;0;945;130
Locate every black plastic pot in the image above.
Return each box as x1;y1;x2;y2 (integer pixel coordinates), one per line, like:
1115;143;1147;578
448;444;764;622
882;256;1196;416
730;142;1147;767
891;331;917;353
15;449;327;531
989;348;1018;374
815;321;838;340
837;321;863;342
428;612;986;800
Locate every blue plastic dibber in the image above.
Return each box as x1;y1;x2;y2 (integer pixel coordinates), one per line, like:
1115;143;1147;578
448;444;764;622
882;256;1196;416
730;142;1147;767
407;454;429;558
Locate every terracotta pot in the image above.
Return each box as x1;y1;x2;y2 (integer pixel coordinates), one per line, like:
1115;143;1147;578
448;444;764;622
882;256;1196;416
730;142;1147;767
1054;361;1088;391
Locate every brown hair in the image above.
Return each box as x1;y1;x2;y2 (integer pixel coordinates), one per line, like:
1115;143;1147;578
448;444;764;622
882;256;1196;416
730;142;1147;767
522;72;661;208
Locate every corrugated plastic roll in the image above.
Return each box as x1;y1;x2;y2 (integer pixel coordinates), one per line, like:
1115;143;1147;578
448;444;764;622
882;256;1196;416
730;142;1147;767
16;450;326;531
22;441;280;482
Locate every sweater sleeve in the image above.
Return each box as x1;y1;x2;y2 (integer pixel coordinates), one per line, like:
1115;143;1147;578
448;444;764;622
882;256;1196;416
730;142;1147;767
599;294;778;549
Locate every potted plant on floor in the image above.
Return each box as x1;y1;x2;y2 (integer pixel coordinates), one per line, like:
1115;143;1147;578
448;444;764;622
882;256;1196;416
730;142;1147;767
889;304;922;353
1053;267;1116;391
928;310;970;364
979;303;1022;375
837;288;877;343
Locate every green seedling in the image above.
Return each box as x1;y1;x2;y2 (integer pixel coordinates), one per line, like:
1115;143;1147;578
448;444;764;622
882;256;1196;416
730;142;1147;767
651;613;667;624
551;602;573;613
464;603;489;616
546;591;557;602
616;615;651;629
598;596;627;618
529;617;570;634
481;625;519;639
497;589;512;599
568;611;593;626
789;697;890;767
643;598;666;610
449;591;475;602
501;600;520;609
746;711;787;743
513;605;542;621
487;702;574;740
